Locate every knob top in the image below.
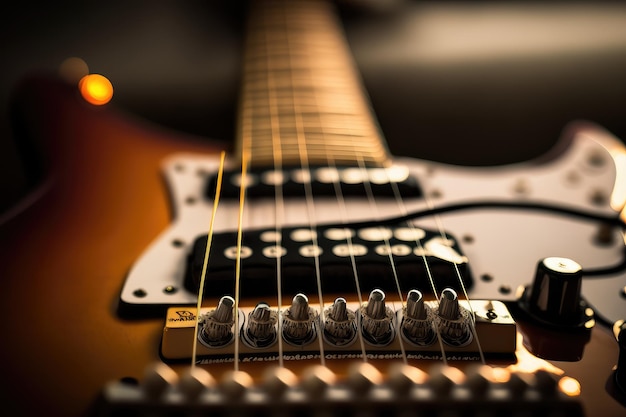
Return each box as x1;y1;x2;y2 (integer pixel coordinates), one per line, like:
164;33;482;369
543;257;582;275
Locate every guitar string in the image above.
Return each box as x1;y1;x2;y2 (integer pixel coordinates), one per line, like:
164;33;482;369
191;151;227;368
247;0;484;370
385;174;449;365
326;0;453;365
312;1;380;364
376;161;486;364
377;159;486;364
359;163;482;365
353;145;409;365
264;15;287;369
233;153;250;372
326;156;370;362
326;0;487;364
423;196;486;364
284;3;328;367
231;7;257;371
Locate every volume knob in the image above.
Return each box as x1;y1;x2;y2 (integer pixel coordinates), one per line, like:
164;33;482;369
520;257;592;328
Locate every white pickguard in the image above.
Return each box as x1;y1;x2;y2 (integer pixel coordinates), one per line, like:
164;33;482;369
122;123;626;324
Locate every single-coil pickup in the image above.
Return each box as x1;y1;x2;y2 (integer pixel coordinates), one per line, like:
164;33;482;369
184;224;471;298
205;165;422;199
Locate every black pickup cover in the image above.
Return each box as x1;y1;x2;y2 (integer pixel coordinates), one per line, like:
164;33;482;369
205;166;422;199
184;223;472;298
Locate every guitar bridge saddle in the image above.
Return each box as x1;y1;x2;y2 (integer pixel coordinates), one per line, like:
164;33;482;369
160;292;516;362
198;296;236;348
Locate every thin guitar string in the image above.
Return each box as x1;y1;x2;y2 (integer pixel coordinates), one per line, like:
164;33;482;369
327;163;369;362
246;0;484;368
311;69;368;361
326;0;453;364
264;18;287;369
314;2;385;363
353;146;409;365
232;10;256;372
386;174;449;364
424;196;486;364
284;4;328;367
233;153;249;372
386;169;485;364
191;151;227;368
318;0;406;363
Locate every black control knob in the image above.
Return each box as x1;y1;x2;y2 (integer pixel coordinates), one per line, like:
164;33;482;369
516;257;594;361
520;257;593;328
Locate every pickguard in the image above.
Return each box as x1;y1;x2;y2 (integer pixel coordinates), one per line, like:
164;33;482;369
122;124;626;324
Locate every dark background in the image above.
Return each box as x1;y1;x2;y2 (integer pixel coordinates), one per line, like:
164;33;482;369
2;0;626;213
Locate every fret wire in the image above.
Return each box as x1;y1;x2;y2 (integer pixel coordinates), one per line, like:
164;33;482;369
243;78;359;90
240;119;373;130
248;141;386;151
243;101;367;112
244;59;349;72
236;0;390;169
244;68;354;77
248;146;387;157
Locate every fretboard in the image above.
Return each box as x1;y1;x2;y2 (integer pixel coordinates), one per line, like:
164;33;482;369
236;0;391;168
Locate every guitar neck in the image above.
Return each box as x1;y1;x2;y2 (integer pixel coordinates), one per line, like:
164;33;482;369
235;0;391;169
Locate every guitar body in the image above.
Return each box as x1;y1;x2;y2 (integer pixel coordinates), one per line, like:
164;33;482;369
2;1;625;415
0;73;623;417
0;76;219;416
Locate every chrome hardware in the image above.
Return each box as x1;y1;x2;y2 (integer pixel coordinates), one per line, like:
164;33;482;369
436;288;473;347
162;295;516;361
242;302;278;348
401;289;436;346
360;289;395;346
282;293;318;345
199;296;235;348
323;297;357;346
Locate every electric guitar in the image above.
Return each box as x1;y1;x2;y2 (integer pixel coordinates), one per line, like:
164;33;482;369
1;0;625;416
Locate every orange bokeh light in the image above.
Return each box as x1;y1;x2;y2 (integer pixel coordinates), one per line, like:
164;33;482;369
558;376;582;397
79;74;113;105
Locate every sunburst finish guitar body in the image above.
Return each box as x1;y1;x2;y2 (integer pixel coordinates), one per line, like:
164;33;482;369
1;1;626;416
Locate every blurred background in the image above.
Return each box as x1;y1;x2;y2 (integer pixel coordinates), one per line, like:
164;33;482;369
2;0;626;212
